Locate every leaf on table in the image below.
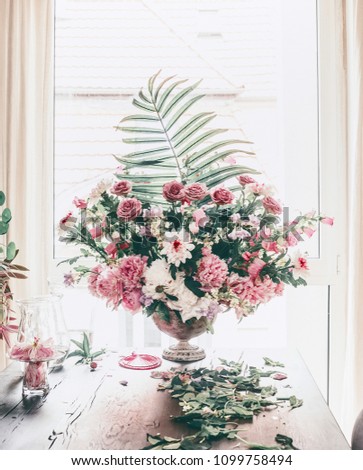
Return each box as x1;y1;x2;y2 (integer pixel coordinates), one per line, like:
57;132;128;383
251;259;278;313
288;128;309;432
289;395;303;409
263;357;285;368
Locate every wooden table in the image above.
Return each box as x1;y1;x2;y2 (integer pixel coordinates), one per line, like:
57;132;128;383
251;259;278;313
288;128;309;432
0;348;349;450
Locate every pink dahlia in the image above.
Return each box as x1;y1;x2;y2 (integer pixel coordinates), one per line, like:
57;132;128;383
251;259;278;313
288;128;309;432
196;254;228;291
119;255;147;290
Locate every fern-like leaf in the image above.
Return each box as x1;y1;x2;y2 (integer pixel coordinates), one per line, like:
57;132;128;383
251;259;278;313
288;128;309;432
115;73;258;200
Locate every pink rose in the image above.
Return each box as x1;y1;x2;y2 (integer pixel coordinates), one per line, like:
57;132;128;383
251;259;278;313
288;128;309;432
73;197;87;209
262;196;282;215
110;180;132;196
321;216;334;226
117;198;142;221
89;226;102;239
193;208;209;227
122;289;142;313
162;180;185;202
184;183;208;201
211;187;234;205
238;175;256;185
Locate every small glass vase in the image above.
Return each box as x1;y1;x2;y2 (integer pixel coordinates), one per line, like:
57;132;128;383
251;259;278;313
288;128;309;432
23;361;49;397
17;295;70;369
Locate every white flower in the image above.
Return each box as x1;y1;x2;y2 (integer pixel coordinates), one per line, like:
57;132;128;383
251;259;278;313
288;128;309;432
291;251;309;279
160;238;195;267
88;179;112;206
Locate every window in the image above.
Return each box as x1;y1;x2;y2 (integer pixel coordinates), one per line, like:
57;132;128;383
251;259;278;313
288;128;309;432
54;1;333;393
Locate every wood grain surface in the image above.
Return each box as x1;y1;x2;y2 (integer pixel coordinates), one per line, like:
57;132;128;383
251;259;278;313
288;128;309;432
0;348;350;450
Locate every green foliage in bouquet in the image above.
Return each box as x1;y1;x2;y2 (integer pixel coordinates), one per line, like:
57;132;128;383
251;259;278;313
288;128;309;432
114;71;257;204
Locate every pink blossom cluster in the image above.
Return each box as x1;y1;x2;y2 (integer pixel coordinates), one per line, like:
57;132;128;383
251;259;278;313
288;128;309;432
196;253;228;291
88;255;147;312
228;273;284;306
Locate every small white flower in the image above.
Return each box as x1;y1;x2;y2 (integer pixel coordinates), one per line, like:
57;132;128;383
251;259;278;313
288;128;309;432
88;179;112;205
291;251;309;279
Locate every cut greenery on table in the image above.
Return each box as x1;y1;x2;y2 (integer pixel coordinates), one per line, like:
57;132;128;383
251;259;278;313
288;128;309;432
67;332;105;365
145;359;300;450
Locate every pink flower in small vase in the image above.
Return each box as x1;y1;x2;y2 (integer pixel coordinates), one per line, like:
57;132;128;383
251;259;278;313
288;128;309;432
110;180;133;196
184;182;208;201
248;258;266;280
24;362;47;389
117;198;142;221
29;337;55;361
196;254;228;291
89;226;102;239
321;216;334;226
262;196;283;215
211;187;234;205
162;180;185;202
73;197;87;209
238;175;256;186
122;289;142;313
119;255;147;290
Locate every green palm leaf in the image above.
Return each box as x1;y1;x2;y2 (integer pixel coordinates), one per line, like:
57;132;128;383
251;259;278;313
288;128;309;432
115;73;258;201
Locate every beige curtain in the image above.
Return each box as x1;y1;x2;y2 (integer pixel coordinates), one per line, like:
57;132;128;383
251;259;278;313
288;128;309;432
341;0;363;438
0;0;54;369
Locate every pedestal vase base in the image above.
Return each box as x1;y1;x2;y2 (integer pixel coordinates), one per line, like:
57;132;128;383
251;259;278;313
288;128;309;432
162;340;206;362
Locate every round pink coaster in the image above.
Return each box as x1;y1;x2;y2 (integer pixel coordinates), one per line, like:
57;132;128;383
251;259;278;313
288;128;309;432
119;352;162;370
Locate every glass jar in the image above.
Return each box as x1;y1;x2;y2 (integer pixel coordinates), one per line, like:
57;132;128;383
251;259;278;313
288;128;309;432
17;295;70;369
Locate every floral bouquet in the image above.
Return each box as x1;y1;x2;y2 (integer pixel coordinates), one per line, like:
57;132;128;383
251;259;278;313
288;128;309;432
59;74;333;330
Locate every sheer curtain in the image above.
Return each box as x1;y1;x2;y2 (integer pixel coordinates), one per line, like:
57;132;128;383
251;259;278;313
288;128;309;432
341;0;363;438
0;0;54;369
